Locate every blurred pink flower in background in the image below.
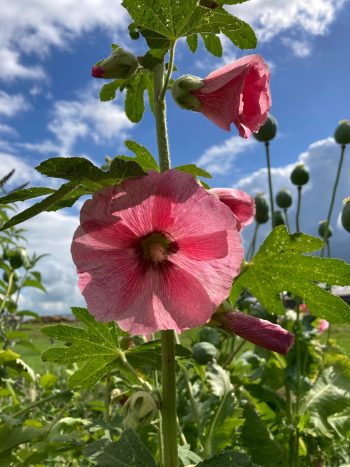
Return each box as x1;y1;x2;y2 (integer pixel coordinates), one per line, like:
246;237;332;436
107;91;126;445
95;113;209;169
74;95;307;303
299;303;309;314
209;188;255;231
318;319;330;334
71;170;249;335
215;311;295;354
191;54;271;138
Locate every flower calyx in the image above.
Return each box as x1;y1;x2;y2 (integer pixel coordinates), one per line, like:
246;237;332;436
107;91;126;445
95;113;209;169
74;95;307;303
171;75;204;111
122;390;161;430
92;47;139;80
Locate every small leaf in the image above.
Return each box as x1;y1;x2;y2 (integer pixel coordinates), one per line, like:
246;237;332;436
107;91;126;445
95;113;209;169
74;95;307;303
39;372;57;389
125;72;148;123
0;349;20;364
0;187;55;204
178;444;202;465
83;429;157;467
187;34;198;53
201;33;223;57
22;279;46;293
109;157;147;179
100;80;125;102
206;362;232;397
230;226;350;323
119;140;159;172
174;164;212;179
36;157;104;181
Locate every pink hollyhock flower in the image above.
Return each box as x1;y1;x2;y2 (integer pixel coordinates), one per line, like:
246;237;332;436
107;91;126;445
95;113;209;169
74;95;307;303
209;188;255;231
192;54;271;138
299;303;309;314
71;170;244;335
318;319;329;334
215;311;294;354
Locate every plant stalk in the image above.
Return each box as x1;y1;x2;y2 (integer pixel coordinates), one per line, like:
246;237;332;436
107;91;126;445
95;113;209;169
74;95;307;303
296;186;302;233
264;142;275;230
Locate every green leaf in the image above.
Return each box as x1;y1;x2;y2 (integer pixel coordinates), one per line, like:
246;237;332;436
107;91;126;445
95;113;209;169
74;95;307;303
0;187;55;204
197;450;261;467
187;34;198;53
36;157;106;181
39;372;57;389
230;226;350;323
206;362;232;397
22;279;46;293
201;33;223;56
0;349;20;364
125;72;149;123
174;164;212;179
119;140;159;172
178;444;202;465
240;403;286;467
122;0;256;49
0;182;78;231
327;407;350;438
83;429;157;466
0;425;45;454
100;80;125;101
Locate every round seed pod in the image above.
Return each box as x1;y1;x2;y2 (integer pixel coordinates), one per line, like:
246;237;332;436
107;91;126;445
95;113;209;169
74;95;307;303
7;248;30;269
273;210;285;226
334;120;350;146
290;164;309;186
192;341;218;365
253;115;277;142
318;220;332;239
198;327;221;347
254;193;269;224
341;199;350;233
276;188;292;209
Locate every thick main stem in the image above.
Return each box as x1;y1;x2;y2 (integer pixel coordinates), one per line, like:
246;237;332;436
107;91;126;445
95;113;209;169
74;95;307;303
264;142;275;230
153;58;178;466
321;144;346;257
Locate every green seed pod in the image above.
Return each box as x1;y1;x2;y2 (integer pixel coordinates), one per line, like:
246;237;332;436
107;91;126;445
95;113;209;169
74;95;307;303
253;115;277;142
122;391;159;430
198;326;221;347
254;193;269;224
192;341;218;365
7;248;30;269
341;198;350;233
171;75;204;111
334;120;350;146
290;164;309;186
273;210;285;226
276;188;292;209
92;48;139;80
318;220;332;239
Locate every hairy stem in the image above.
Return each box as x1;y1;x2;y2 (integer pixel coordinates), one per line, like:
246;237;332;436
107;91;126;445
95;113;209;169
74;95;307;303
154;62;171;172
264;142;275;230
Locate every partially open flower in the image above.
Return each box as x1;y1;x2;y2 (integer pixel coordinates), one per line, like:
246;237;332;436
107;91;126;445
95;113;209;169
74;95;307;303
72;170;244;335
91;47;139;80
172;55;271;138
212;310;295;354
209;188;255;231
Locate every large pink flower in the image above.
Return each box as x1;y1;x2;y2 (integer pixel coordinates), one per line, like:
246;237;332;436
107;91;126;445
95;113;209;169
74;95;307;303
191;54;271;138
71;170;244;335
209;188;255;231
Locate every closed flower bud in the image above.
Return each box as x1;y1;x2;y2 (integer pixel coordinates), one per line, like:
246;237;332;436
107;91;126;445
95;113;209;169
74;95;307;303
253;114;277;142
318;220;332;239
334;120;350;145
254;193;269;224
341;198;350;233
91;48;139;80
290;164;309;186
122;390;159;430
7;248;30;269
171;75;203;111
273;210;285;226
212;310;295;354
276;188;292;209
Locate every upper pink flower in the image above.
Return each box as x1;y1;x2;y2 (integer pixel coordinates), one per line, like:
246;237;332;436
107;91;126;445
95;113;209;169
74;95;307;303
216;311;295;354
318;319;329;334
191;54;271;138
209;188;255;231
71;170;244;335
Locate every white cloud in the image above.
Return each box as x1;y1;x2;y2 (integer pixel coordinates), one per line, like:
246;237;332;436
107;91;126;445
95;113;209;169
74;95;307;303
237;137;350;262
0;153;43;187
0;124;17;136
195;136;256;175
0;91;29;117
281;38;312;58
0;0;128;81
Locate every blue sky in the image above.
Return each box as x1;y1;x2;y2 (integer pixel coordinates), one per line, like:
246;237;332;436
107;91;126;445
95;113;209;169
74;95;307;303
1;0;350;314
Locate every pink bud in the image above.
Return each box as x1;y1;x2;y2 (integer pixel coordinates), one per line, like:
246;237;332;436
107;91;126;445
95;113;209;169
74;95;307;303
216;311;295;354
91;66;105;78
318;319;329;334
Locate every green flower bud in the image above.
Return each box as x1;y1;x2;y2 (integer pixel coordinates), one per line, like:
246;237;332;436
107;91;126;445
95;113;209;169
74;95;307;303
253;115;277;142
254;193;269;224
318;220;332;239
7;248;30;269
122;390;159;430
92;48;139;80
341;198;350;233
192;341;218;365
276;188;292;209
334;120;350;146
171;75;204;111
290;164;309;186
273;210;285;226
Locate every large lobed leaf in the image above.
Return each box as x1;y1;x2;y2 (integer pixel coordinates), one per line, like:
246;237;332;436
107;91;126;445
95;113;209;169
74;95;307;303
230;226;350;323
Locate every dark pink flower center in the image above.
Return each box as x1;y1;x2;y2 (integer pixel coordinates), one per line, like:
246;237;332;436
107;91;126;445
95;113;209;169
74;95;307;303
141;233;172;264
91;66;105;78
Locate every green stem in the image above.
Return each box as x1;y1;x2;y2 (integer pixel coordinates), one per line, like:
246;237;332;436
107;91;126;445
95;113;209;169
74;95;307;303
294;307;301;467
0;271;14;315
296;186;302;233
159;41;176;103
247;223;259;261
283;208;291;233
154;62;171;172
161;330;178;467
119;351;152;391
265;142;275;230
321;144;346;256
